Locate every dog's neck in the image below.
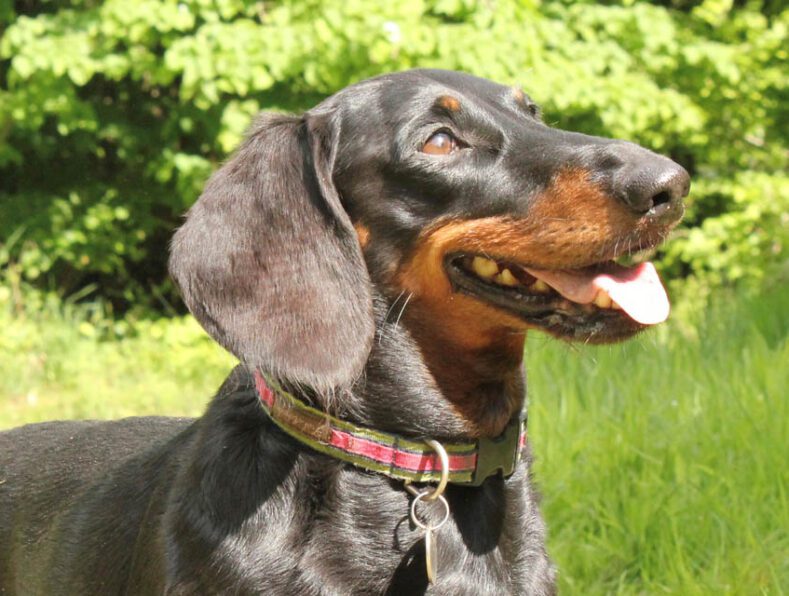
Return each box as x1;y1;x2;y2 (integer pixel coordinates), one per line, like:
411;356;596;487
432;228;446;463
404;322;526;437
341;291;526;439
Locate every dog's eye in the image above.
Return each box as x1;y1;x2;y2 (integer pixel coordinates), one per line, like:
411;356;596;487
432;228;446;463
422;131;458;155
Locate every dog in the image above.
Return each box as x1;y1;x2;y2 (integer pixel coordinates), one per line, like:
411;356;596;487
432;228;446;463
0;69;689;595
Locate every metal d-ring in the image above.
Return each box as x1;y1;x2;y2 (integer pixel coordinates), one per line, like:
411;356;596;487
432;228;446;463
403;439;450;500
424;439;449;501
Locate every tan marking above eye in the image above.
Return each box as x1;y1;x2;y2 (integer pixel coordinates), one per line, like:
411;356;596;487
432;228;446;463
511;87;539;117
437;95;461;112
422;131;456;155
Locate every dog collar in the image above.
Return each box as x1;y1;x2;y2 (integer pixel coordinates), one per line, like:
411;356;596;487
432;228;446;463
253;371;525;487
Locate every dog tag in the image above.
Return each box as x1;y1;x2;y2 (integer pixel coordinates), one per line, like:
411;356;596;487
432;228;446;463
425;526;437;583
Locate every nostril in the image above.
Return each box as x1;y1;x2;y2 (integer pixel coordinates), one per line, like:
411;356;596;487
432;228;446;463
651;190;672;208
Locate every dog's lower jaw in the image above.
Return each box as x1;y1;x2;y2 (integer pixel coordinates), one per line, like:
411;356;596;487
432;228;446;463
389;255;531;437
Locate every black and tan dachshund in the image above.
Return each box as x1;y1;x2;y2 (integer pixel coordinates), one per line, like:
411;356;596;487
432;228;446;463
0;70;689;595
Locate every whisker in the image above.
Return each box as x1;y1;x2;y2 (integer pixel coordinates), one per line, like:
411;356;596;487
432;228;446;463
393;292;414;330
378;291;407;345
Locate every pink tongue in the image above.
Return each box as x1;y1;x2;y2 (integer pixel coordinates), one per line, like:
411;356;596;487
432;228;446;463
524;262;670;325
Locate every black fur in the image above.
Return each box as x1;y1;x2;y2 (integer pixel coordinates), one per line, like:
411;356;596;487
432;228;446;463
0;69;689;595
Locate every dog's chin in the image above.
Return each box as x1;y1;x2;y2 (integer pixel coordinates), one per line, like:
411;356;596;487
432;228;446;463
522;308;645;343
445;254;652;343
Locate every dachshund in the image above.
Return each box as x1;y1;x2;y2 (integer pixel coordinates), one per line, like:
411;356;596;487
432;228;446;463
0;69;689;595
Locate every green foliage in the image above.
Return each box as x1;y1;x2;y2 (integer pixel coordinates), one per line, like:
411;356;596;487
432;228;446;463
0;0;787;310
2;273;786;593
666;171;789;289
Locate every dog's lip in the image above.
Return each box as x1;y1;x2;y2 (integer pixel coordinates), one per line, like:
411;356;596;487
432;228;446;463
445;256;638;339
446;255;609;308
445;251;669;332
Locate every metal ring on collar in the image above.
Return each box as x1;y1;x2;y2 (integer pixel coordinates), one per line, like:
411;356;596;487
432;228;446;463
424;439;449;500
403;439;449;500
410;491;450;531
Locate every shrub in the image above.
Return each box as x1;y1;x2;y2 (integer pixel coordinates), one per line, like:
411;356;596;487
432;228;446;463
1;0;786;312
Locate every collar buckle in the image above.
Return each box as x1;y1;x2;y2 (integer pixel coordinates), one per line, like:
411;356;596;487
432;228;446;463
468;415;525;486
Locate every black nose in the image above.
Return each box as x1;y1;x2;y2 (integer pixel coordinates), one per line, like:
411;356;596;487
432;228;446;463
613;152;690;218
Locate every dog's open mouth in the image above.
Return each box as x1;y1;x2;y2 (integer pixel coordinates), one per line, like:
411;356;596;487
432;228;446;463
446;253;670;340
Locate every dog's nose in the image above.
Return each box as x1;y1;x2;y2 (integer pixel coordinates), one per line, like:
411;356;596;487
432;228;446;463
613;154;690;219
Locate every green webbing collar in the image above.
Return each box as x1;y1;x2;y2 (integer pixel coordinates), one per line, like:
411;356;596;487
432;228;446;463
253;371;525;486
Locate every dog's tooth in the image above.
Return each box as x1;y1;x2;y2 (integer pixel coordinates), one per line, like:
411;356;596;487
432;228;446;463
496;268;519;286
471;256;499;279
611;300;622;310
532;279;550;293
593;291;612;309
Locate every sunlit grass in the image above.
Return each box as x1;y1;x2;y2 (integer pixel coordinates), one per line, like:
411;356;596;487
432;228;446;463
0;292;236;427
1;285;786;593
528;287;788;594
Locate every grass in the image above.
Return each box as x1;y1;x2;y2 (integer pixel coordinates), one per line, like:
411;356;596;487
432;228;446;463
1;284;786;594
0;290;235;426
527;288;788;594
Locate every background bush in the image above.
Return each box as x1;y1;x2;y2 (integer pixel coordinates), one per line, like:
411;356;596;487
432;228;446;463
1;0;786;315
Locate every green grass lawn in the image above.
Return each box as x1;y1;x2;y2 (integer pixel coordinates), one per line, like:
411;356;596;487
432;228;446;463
1;286;786;594
527;287;788;594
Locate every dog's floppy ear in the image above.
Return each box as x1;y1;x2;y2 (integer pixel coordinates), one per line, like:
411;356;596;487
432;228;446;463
169;110;374;392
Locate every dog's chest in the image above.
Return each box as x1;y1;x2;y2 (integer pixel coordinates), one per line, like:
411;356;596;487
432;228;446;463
166;464;553;595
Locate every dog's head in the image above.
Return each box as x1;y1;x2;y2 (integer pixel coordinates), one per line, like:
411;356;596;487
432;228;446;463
170;69;689;394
